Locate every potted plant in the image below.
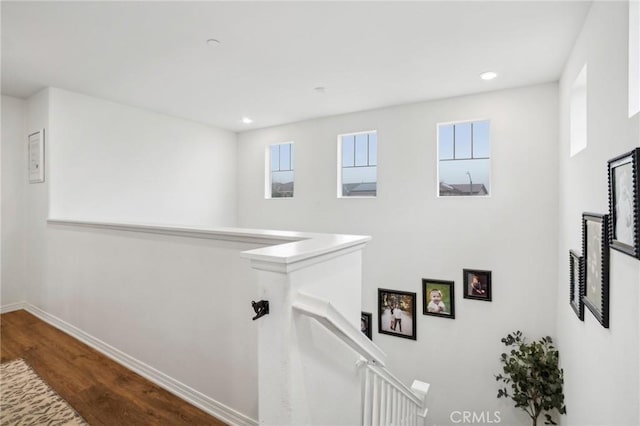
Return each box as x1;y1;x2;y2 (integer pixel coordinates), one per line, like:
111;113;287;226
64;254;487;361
496;331;567;426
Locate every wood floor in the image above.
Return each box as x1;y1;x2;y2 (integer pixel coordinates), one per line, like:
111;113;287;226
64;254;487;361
0;310;227;426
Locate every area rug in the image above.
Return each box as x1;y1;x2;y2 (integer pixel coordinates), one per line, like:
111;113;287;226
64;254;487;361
0;358;88;425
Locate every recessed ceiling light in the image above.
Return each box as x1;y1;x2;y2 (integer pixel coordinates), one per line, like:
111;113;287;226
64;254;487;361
206;38;221;46
480;71;498;81
241;117;253;124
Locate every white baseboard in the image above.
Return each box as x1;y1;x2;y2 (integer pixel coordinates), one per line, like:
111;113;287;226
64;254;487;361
4;303;257;426
0;301;27;314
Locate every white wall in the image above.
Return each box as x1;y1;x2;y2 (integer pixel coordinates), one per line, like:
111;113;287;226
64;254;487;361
1;95;28;305
38;224;260;420
0;88;261;421
252;248;365;426
557;2;640;426
48;88;237;227
4;6;635;425
237;83;559;426
24;88;53;312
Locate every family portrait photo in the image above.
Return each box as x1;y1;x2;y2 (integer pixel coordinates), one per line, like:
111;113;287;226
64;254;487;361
569;250;584;321
608;148;640;259
422;279;455;319
463;269;492;301
361;312;372;340
582;213;610;328
378;289;416;340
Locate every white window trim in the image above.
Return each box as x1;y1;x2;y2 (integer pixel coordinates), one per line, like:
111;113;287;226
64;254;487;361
569;64;587;158
436;118;492;199
265;141;295;200
337;130;378;199
629;0;640;117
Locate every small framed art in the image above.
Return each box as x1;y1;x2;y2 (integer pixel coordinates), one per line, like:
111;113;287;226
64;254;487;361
361;312;372;340
378;288;416;340
607;148;640;259
422;279;455;319
582;213;610;328
28;129;45;183
462;269;492;301
569;250;584;321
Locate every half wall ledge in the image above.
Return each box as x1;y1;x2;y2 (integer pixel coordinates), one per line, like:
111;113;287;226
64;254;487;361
46;218;371;271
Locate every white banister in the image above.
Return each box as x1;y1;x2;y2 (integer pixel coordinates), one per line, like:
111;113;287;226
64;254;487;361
292;292;429;426
244;231;370;426
46;219;425;425
362;352;429;426
292;292;387;366
232;223;428;426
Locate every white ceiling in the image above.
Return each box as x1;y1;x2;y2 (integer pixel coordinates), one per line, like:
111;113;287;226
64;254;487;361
1;1;591;132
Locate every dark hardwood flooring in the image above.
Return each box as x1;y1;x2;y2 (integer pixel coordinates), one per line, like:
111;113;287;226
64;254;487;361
0;310;227;425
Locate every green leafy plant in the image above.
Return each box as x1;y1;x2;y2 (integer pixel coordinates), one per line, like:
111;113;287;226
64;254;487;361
496;331;567;426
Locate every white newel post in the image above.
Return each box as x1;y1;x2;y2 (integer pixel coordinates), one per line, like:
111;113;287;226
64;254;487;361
242;236;370;426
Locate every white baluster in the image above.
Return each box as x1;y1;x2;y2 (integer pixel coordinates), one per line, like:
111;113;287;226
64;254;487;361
364;368;372;426
396;388;402;426
380;380;387;425
388;388;394;425
411;404;417;426
399;388;404;425
385;382;392;426
372;373;380;425
397;394;402;426
405;393;410;425
406;397;411;425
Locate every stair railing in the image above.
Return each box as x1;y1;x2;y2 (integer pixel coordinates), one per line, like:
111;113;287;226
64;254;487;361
292;292;429;426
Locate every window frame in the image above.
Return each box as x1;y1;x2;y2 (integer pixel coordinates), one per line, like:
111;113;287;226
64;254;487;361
630;0;640;118
436;119;491;198
337;130;378;198
265;141;295;199
570;64;588;157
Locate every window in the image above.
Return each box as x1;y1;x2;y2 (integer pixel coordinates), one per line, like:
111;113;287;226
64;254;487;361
630;0;640;117
570;65;587;157
438;120;490;197
338;131;377;197
267;142;294;198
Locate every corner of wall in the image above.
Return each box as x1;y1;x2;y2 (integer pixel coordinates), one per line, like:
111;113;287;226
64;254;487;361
556;3;640;425
1;95;29;305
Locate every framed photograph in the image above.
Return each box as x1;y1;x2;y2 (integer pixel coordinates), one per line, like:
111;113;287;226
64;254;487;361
569;250;584;321
361;312;372;340
422;279;455;319
462;269;492;301
28;129;45;183
608;148;640;259
582;213;610;328
378;289;416;340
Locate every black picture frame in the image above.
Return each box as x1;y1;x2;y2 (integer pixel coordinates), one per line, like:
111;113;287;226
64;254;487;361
462;269;492;301
608;148;640;259
422;279;455;319
377;288;417;340
582;213;610;328
569;250;584;321
361;312;372;340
